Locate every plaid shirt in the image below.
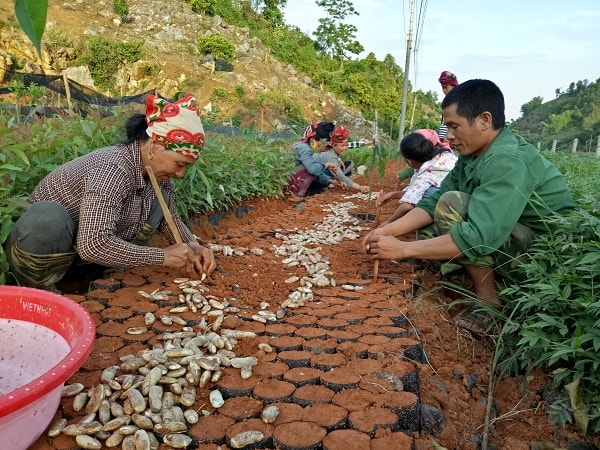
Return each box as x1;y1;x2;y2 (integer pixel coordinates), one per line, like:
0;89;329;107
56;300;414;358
29;142;195;268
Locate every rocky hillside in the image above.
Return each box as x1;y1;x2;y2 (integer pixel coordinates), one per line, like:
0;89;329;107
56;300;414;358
0;0;381;140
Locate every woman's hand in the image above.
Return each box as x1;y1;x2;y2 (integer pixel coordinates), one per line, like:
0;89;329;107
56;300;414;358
188;241;216;277
352;183;369;193
162;242;216;278
163;243;196;270
325;162;338;173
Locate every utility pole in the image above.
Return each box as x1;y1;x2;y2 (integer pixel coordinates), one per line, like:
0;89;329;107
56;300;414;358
398;0;415;144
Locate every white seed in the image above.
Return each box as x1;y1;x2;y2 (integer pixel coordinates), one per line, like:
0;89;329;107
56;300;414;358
258;343;273;353
72;391;88;412
230;357;258;368
75;434;102;450
153;421;187;434
98;399;111;424
162;433;192;448
209;390;224;408
240;365;253;380
47;418;67;437
143;312;155;327
127;326;148;335
105;429;125;447
180;385;196;407
173;278;189;284
184;409;199;424
62;382;85;397
134;429;151;450
160;315;173;325
230;431;264;448
131;413;154;430
101;366;119;383
128;388;147;413
85;385;106;414
261;405;280;423
103;415;131;432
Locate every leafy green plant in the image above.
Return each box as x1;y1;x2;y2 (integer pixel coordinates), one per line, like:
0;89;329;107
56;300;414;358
186;0;217;15
234;84;245;98
197;34;236;62
112;0;129;18
211;87;228;101
499;200;600;433
76;36;144;89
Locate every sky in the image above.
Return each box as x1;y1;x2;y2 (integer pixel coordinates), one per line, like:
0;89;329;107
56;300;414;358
283;0;600;121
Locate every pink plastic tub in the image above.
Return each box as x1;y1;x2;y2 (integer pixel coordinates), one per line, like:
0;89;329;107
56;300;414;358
0;286;95;450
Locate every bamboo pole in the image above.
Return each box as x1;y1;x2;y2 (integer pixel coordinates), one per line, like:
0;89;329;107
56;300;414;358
62;71;72;111
145;166;182;244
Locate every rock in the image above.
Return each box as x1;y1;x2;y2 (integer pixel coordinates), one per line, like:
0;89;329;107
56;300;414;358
419;404;445;436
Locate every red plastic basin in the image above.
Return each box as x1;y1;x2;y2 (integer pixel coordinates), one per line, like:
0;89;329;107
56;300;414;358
0;286;95;450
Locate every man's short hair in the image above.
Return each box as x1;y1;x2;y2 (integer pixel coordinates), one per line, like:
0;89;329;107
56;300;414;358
441;79;506;129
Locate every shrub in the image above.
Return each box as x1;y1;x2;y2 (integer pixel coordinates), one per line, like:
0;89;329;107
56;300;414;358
197;34;236;62
211;87;228;101
112;0;129;17
76;36;144;89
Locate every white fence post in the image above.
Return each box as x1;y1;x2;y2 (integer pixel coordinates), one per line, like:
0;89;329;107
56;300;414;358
596;136;600;158
551;140;557;152
571;138;578;154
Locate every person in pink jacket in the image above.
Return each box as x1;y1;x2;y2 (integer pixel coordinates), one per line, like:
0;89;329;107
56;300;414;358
377;129;457;227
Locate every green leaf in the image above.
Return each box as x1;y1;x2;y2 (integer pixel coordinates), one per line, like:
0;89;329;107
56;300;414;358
579;252;600;265
14;0;48;57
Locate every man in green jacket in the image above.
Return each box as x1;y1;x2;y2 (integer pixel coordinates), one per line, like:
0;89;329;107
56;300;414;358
363;79;575;328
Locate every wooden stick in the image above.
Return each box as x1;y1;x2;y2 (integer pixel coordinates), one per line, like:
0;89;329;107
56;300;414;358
145;166;183;244
373;190;383;281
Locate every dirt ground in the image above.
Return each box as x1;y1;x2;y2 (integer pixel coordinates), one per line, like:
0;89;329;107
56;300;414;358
28;158;595;450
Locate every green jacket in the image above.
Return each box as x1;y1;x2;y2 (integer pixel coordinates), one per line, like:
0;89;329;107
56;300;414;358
417;126;576;260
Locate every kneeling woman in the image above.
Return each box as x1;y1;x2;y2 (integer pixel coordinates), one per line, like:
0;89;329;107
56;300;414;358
283;121;338;202
6;94;216;292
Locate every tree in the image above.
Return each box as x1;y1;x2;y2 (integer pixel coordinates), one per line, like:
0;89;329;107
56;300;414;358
520;96;543;117
313;0;364;66
259;0;287;28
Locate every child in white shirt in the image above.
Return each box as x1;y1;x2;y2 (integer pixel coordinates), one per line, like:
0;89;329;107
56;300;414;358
378;129;457;227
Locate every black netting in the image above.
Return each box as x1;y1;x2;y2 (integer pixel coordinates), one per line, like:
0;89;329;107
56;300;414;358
22;74;155;106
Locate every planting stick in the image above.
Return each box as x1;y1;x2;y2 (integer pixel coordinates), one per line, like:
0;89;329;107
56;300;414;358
145;166;183;244
373;190;383;281
481;355;497;450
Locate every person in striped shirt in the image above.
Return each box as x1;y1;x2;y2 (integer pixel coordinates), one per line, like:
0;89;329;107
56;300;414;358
6;94;216;293
437;70;459;141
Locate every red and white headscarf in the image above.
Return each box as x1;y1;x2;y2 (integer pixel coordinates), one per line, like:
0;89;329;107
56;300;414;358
328;125;350;145
301;122;335;143
145;94;205;159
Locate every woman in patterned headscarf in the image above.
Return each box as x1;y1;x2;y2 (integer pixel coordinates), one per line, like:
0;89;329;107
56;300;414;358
6;94;216;292
311;126;369;193
283;121;339;202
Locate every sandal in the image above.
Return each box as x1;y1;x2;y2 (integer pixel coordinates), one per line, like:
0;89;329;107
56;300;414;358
285;192;305;203
455;306;499;336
